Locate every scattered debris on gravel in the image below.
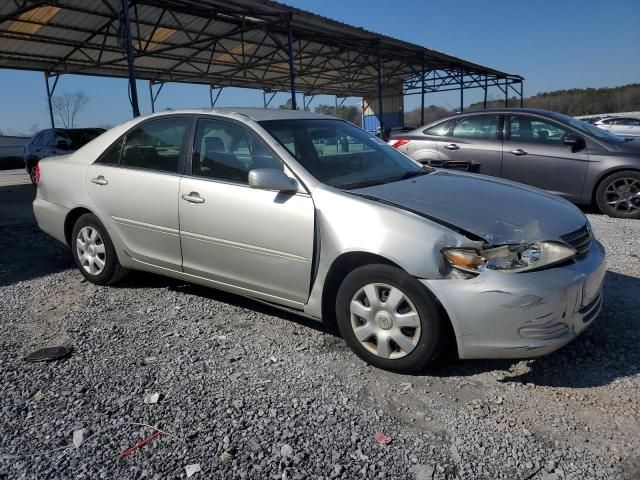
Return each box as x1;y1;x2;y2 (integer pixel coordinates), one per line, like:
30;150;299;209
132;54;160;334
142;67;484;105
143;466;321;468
0;182;638;478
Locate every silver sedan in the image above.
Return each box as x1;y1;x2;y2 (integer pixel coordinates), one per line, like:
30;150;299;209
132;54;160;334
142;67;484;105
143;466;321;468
33;108;606;372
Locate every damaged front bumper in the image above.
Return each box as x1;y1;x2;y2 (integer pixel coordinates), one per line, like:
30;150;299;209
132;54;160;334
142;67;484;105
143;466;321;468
421;240;606;359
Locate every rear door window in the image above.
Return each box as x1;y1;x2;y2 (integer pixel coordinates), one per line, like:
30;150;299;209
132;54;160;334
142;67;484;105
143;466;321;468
451;116;500;139
423;120;451;136
120;117;190;173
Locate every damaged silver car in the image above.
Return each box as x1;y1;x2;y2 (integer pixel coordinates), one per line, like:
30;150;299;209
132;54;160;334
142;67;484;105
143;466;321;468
33;108;606;372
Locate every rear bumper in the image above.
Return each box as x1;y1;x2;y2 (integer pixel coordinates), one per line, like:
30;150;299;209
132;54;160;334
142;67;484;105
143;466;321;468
421;240;606;359
33;195;69;245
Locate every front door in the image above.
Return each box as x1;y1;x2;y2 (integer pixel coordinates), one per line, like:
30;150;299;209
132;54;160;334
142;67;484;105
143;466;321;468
436;114;504;176
502;115;589;202
179;117;315;306
86;116;192;270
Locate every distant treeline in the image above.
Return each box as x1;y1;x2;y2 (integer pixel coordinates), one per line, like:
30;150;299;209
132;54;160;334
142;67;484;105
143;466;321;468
405;83;640;127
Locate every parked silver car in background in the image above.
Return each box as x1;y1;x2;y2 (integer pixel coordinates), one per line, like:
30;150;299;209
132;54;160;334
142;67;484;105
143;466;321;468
390;108;640;219
593;116;640;138
33;108;605;372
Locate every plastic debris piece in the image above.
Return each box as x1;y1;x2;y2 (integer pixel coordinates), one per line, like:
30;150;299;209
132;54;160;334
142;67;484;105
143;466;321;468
373;432;392;445
73;428;89;447
120;430;164;457
144;392;160;404
185;464;201;477
24;346;73;362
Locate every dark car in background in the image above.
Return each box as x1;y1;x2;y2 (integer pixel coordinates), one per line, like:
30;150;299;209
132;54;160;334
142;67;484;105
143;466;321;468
389;108;640;219
24;128;105;184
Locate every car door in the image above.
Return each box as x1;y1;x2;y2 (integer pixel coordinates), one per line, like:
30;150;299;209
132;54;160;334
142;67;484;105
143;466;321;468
86;116;192;270
502;114;589;201
436;114;503;176
179;117;315;306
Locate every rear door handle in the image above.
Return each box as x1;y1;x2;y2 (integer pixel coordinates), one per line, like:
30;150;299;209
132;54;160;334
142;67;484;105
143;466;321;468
444;143;459;150
91;175;108;185
509;149;528;156
181;192;205;204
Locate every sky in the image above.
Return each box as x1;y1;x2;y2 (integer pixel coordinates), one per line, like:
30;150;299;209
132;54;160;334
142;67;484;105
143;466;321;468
0;0;639;135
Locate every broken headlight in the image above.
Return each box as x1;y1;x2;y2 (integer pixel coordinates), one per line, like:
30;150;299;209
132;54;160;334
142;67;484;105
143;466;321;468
442;242;576;274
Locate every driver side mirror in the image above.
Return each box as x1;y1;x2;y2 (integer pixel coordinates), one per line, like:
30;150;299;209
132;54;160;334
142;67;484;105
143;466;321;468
563;133;581;146
248;168;298;193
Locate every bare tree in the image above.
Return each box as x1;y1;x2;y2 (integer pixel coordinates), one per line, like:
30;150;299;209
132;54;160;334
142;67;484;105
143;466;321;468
51;91;89;128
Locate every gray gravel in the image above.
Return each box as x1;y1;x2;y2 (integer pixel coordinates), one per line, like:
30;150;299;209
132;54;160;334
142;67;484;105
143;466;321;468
0;178;639;479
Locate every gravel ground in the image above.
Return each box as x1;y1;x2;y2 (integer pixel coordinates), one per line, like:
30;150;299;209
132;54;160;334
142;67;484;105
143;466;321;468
0;174;639;479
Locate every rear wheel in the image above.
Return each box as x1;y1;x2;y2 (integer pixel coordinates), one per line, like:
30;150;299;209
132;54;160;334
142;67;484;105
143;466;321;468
71;213;128;285
595;171;640;219
335;264;446;372
28;165;37;185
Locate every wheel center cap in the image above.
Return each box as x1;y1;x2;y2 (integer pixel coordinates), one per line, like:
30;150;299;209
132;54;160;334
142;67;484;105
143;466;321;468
88;245;96;256
375;311;393;330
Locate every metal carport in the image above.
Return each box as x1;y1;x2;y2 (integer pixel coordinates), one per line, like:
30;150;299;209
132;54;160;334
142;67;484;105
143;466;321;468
0;0;524;128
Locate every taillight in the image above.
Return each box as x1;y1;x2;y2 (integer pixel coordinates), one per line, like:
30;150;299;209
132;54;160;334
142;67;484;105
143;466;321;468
35;164;40;184
389;138;410;149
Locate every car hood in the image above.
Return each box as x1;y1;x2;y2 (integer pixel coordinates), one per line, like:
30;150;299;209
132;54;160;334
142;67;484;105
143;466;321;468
353;170;587;244
614;138;640;153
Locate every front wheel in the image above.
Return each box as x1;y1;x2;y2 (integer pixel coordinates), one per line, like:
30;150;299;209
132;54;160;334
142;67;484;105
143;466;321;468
71;213;128;285
335;264;446;372
595;171;640;219
28;165;37;185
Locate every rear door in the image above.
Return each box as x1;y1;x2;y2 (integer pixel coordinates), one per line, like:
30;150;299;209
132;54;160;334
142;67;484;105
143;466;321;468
86;116;192;270
436;114;504;176
178;117;315;306
502;114;589;201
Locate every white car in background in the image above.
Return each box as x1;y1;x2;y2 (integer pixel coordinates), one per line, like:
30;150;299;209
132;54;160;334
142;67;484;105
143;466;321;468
593;117;640;138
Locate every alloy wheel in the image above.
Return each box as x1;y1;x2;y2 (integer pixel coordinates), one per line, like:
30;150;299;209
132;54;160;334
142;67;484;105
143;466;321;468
605;177;640;214
349;283;421;359
76;226;106;275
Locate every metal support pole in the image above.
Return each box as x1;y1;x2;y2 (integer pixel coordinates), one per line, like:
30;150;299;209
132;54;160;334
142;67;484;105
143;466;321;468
148;81;165;113
121;0;140;117
459;70;464;112
148;81;154;113
286;18;297;110
377;47;384;133
483;76;488;109
519;81;524;107
335;95;338;116
420;60;425;125
210;86;223;107
44;72;59;128
504;78;508;107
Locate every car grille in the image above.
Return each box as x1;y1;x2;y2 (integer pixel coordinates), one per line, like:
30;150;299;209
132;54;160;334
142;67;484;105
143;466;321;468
561;224;592;256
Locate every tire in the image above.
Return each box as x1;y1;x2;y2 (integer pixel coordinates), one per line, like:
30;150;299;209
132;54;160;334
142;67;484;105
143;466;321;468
28;164;37;186
71;213;128;285
335;264;446;372
595;170;640;219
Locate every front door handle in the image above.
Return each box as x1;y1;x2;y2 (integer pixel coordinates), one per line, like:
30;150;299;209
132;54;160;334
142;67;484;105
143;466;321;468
509;148;528;156
181;192;205;204
444;143;459;150
91;175;108;185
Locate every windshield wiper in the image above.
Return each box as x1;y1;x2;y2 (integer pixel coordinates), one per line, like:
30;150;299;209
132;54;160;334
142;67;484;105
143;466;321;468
338;177;394;190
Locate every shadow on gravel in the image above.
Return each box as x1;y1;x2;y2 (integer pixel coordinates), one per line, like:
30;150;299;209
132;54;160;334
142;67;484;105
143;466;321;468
116;270;339;337
0;224;73;287
421;270;640;388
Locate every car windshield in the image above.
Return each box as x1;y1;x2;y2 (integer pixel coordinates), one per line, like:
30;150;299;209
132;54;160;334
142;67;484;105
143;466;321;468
550;113;624;143
260;119;429;189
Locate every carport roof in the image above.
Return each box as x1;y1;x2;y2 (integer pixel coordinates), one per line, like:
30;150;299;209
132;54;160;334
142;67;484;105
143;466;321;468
0;0;522;97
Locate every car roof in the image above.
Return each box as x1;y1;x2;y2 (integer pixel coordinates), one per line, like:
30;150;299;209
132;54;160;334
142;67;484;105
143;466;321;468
134;107;335;122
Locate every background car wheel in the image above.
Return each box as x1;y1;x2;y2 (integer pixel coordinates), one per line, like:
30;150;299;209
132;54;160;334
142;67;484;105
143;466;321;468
596;171;640;219
335;264;446;372
71;213;128;285
28;165;37;185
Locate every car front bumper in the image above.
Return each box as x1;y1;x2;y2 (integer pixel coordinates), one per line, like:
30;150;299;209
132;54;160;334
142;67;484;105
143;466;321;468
421;240;606;359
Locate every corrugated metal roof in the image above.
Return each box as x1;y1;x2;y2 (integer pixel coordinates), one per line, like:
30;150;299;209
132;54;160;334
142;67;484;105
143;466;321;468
0;0;522;96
